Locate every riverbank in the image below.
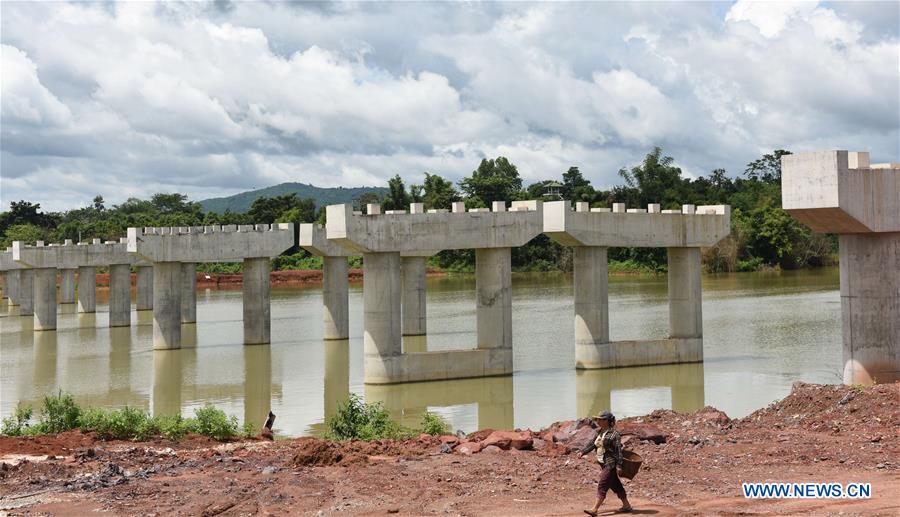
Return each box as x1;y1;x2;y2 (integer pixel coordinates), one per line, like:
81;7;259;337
1;382;896;515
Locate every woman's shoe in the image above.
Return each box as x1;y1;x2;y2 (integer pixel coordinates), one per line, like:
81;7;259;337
583;510;598;516
617;506;633;513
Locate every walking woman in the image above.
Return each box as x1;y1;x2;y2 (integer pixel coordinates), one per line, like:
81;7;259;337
578;411;632;515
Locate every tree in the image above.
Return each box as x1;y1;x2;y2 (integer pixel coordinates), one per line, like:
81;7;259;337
562;167;591;200
248;194;314;224
151;193;197;214
354;192;383;213
617;147;686;208
92;195;105;211
1;224;46;248
382;175;411;211
420;173;459;210
459;156;522;204
744;150;792;184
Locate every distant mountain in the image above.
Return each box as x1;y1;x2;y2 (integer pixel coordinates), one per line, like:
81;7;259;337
198;183;387;213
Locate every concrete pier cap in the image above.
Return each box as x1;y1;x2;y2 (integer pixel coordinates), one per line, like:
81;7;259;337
782;150;899;385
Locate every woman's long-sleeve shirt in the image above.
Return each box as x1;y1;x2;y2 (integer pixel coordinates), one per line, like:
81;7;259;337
580;429;623;470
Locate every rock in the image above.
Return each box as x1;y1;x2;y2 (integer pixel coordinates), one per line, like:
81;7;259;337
532;438;547;450
456;442;483;455
467;429;494;442
483;445;502;454
440;443;453;454
261;428;274;441
455;430;467;440
694;406;731;426
438;435;460;446
838;392;855;405
618;422;667;444
261;466;278;475
565;426;598;451
482;431;534;451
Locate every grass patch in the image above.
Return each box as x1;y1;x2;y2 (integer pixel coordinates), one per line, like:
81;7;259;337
421;411;450;436
1;392;251;442
325;394;453;440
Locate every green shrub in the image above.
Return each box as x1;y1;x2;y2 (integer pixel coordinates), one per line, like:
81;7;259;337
325;394;412;441
157;414;190;440
242;421;257;439
194;404;238;440
737;257;765;272
37;391;81;433
421;411;449;436
1;404;33;436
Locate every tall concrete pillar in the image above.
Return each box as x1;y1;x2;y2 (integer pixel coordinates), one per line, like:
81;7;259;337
59;268;76;304
181;263;196;323
0;271;6;300
363;252;402;380
475;248;512;349
839;233;900;384
667;247;702;339
77;266;96;313
18;269;34;316
243;257;270;345
401;256;427;336
108;264;131;327
33;268;58;331
153;262;182;350
323;256;349;340
136;266;153;311
574;246;609;346
6;270;20;305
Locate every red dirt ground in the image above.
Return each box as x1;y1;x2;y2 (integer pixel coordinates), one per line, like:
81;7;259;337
1;382;897;516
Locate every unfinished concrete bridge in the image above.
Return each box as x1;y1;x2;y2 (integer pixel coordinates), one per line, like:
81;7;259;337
2;199;732;385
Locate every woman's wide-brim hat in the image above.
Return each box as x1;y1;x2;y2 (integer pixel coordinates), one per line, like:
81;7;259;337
592;411;614;421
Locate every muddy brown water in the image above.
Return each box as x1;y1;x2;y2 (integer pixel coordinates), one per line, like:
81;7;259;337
0;267;841;437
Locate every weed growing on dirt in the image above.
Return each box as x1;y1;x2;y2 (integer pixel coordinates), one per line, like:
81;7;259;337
0;404;33;436
421;411;450;436
36;391;82;434
193;404;239;440
242;421;257;438
325;393;413;441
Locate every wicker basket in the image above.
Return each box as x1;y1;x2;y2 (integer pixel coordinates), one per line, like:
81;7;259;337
618;450;642;480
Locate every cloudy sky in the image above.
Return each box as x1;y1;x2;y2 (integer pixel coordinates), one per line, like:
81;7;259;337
1;1;898;211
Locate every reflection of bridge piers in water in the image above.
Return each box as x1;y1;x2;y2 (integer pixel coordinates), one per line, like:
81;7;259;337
365;375;514;431
576;362;705;418
152;350;184;417
243;344;272;431
32;330;57;394
324;340;350;422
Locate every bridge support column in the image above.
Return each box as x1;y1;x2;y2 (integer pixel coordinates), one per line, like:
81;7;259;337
476;248;512;349
33;267;57;331
59;269;76;304
153;262;182;349
77;266;96;313
136;266;153;311
181;263;196;323
363;252;402;382
401;256;427;336
323;256;349;340
6;270;20;305
18;269;34;316
108;264;131;327
243;257;270;345
839;233;900;384
0;271;6;300
574;246;609;368
667;247;702;339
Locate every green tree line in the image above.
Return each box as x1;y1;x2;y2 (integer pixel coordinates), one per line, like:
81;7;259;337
0;148;835;273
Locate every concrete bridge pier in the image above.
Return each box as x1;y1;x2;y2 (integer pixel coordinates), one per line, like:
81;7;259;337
59;269;76;304
77;266;96;313
5;270;20;305
573;246;610;365
136;266;153;311
152;262;182;350
33;268;58;330
181;263;197;323
475;247;512;349
363;252;402;380
839;233;899;384
18;269;34;316
323;256;349;340
0;271;6;300
401;256;427;336
667;247;703;340
108;264;132;327
242;257;271;345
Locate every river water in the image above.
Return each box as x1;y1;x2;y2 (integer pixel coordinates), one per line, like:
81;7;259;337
0;268;842;437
